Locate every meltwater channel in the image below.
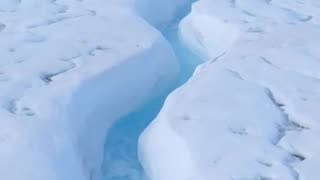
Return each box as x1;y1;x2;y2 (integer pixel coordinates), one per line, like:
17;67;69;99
101;5;201;180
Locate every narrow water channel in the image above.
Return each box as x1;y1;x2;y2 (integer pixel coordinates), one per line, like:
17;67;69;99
101;5;201;180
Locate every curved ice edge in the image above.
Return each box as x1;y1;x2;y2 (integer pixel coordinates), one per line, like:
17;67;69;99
10;35;179;180
138;0;320;179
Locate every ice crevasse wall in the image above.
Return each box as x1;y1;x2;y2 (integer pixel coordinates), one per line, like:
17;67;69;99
1;0;320;180
139;0;320;180
0;0;191;180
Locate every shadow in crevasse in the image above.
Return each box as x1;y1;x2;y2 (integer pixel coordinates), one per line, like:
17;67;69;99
101;2;201;180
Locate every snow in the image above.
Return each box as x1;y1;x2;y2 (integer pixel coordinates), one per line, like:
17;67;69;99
0;0;181;180
139;0;320;180
1;0;320;180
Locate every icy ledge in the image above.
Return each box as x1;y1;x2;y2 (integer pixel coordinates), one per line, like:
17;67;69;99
0;1;187;179
139;0;320;180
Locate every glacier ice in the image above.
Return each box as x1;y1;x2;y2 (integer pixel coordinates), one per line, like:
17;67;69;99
0;0;181;179
139;0;320;180
1;0;320;180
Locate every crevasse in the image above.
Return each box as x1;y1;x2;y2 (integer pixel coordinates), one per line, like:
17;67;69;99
101;1;201;179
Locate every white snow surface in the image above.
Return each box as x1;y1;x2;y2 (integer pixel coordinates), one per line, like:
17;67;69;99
1;0;320;180
139;0;320;180
0;0;185;180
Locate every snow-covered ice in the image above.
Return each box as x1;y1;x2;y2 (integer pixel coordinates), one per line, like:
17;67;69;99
1;0;320;180
139;0;320;180
0;0;183;179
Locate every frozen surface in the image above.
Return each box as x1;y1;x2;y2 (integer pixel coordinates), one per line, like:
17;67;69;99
140;0;320;180
1;0;320;180
0;0;181;180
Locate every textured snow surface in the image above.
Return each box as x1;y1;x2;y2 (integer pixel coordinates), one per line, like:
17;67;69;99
0;0;182;180
1;0;320;180
139;0;320;180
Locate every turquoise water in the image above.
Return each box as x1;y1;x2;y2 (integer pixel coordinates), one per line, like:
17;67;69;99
101;92;168;180
101;8;201;180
